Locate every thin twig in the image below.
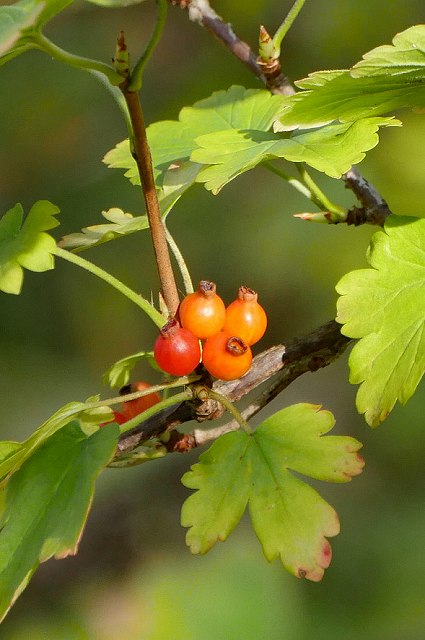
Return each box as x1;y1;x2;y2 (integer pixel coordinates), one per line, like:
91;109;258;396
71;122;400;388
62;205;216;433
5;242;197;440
116;320;351;457
343;167;392;226
169;0;263;80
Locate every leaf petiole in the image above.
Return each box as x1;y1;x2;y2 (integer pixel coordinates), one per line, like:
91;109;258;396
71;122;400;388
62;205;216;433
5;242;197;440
272;0;308;55
165;225;194;295
118;389;194;435
31;31;124;85
54;246;165;328
296;165;347;218
128;0;168;92
263;161;347;219
194;387;252;434
263;161;312;199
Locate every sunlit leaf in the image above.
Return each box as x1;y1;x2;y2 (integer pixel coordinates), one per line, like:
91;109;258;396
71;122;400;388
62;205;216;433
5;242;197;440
0;201;59;294
192;117;399;193
352;25;425;78
103;86;286;187
336;215;425;427
59;208;149;252
0;421;118;622
182;404;364;581
276;25;425;130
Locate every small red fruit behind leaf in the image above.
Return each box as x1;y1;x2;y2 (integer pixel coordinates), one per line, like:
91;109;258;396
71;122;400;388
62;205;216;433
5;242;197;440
154;317;201;376
100;410;127;427
121;381;162;421
179;280;226;339
223;286;267;346
202;332;252;381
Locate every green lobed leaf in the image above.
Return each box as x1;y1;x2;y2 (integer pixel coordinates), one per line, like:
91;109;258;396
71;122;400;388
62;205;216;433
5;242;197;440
59;208;149;252
0;400;90;480
351;25;425;78
191;117;399;193
181;404;364;581
276;25;425;131
103;85;286;188
60;162;200;252
182;431;252;555
336;215;425;427
0;0;74;65
102;350;156;389
0;200;59;294
0;420;119;622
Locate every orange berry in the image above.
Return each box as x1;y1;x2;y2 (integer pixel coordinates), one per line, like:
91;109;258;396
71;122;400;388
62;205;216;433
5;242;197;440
202;332;252;381
223;286;267;346
179;280;226;339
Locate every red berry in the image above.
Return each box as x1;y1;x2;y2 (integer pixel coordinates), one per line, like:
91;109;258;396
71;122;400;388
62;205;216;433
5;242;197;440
100;410;127;427
179;280;226;339
154;318;201;376
202;332;252;381
121;381;161;420
223;286;267;346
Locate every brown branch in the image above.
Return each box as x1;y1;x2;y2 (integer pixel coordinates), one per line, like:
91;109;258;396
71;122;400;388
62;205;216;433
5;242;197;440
116;320;351;457
170;0;264;82
117;34;180;316
168;0;392;225
343;167;392;226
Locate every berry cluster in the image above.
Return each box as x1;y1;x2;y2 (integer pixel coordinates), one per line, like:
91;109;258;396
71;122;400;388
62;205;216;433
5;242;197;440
153;281;267;381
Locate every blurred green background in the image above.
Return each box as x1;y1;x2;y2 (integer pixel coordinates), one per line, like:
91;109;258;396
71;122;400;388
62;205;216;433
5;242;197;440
1;0;425;637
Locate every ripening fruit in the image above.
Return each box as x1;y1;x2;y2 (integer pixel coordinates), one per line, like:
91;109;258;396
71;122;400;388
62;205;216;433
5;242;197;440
179;280;226;339
202;332;252;380
100;410;127;427
121;381;161;420
223;286;267;346
154;318;201;376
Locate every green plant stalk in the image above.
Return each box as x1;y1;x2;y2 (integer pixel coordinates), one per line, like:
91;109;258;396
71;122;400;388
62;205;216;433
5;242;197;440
263;161;312;199
42;376;200;435
118;389;193;435
206;389;252;434
165;226;194;295
103;375;199;409
297;165;347;217
32;31;123;85
128;0;168;91
54;246;164;328
273;0;308;55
